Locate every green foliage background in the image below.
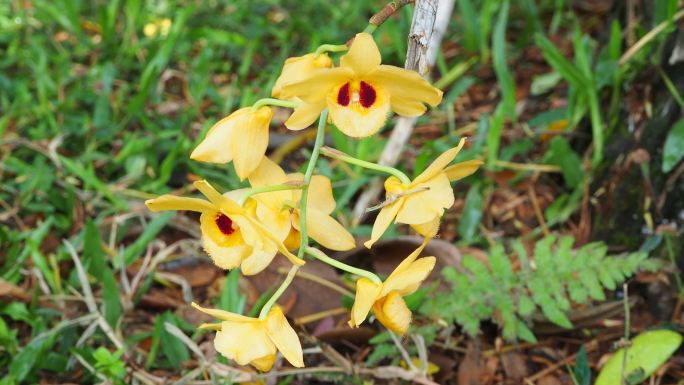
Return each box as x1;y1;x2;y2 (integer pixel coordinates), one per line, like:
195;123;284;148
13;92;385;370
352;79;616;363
1;0;683;383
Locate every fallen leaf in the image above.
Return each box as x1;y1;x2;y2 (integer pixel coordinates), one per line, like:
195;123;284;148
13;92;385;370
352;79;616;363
500;352;528;381
458;341;485;385
537;375;562;385
0;279;30;302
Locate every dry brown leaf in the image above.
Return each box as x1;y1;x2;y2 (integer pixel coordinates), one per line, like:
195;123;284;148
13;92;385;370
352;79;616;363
0;278;30;302
500;352;529;381
458;341;485;385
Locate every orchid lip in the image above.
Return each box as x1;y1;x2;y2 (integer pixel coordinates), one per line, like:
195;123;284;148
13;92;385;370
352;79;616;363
336;81;378;109
215;213;236;235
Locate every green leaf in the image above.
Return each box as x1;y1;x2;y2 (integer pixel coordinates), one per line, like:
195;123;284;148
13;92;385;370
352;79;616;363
404;287;429;311
9;334;53;382
492;0;516;120
458;184;483;242
145;316;163;369
579;269;606;301
595;330;683;385
539;301;572;329
535;34;587;88
457;0;480;52
218;269;246;314
160;313;190;368
572;346;591;385
517;294;535;316
489;244;514;283
83;220;105;281
567;280;589;303
515;319;537;343
530;71;562;95
662;117;684;172
597;265;616;290
366;343;398;366
486;104;506;167
102;267;122;328
545;137;583;188
59;156;127;210
121;211;173;266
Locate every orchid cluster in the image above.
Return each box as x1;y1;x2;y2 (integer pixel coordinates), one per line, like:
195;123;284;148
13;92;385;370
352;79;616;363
145;29;481;372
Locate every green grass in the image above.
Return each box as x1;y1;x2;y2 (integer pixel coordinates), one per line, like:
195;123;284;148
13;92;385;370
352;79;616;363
1;0;683;383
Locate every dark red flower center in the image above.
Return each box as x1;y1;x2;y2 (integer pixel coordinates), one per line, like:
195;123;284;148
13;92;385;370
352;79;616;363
337;83;350;106
215;213;235;235
336;82;377;108
359;81;376;108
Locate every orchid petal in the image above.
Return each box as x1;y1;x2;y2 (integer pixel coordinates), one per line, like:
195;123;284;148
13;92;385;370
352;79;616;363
145;195;214;213
348;278;381;328
265;307;304;368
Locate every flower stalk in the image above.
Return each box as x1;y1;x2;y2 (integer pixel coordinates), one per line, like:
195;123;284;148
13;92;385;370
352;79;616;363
237;182;304;206
305;247;382;285
314;44;348;56
297;109;329;259
258;265;298;319
252;98;300;111
257;110;329;319
320;146;412;185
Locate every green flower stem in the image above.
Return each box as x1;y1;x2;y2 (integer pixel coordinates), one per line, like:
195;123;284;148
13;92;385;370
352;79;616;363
258;265;298;319
363;24;378;34
257;110;329;320
297;109;329;259
314;44;348;56
320;146;412;185
305;247;382;285
252;98;299;111
237;184;303;206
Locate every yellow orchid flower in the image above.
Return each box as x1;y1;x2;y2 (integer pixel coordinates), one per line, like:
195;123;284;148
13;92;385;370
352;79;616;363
280;33;443;137
248;157;355;251
145;180;304;275
190;106;273;181
192;303;303;372
348;238;435;335
365;138;483;248
271;53;333;99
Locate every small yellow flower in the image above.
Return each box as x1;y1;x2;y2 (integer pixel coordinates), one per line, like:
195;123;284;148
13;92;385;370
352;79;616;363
143;18;172;37
145;180;304;275
280;33;443;137
348;239;435;335
190;107;274;181
272;53;333;99
248;157;355;251
365;138;483;248
192;303;303;372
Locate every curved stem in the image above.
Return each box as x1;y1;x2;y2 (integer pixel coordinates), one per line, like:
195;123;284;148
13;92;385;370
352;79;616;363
258;265;298;319
320;146;412;185
252;98;300;111
363;24;378;34
237;184;303;206
306;247;382;285
314;44;348;56
297;109;329;259
257;110;329;319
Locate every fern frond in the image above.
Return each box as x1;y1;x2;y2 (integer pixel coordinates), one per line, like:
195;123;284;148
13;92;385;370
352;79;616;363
422;235;661;342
